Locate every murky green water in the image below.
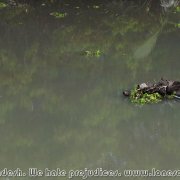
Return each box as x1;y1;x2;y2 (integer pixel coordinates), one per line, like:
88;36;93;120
0;1;180;179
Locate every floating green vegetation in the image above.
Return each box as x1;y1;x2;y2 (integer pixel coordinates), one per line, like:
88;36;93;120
130;88;162;105
50;12;67;18
130;87;176;105
84;50;101;57
0;2;7;8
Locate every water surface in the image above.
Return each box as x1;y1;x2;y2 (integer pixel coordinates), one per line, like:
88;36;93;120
0;1;180;179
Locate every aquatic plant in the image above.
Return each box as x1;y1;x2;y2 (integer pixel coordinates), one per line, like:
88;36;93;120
94;50;101;57
0;2;7;8
50;12;67;18
130;86;177;105
130;88;162;105
84;50;101;57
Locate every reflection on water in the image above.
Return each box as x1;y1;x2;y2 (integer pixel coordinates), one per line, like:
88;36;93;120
0;0;180;179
